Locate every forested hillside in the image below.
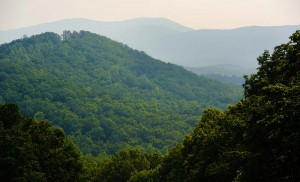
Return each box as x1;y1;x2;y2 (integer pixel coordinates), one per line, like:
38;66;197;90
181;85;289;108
83;30;300;182
0;31;241;155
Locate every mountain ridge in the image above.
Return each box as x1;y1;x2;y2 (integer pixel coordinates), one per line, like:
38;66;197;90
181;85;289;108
1;18;299;71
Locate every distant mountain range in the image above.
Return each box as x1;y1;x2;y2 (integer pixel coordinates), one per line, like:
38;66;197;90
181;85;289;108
1;17;299;72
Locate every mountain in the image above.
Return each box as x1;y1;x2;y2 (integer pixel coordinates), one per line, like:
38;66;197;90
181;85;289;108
0;17;192;45
0;31;242;155
1;18;299;71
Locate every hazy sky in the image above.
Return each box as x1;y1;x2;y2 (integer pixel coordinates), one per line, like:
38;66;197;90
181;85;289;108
1;0;300;31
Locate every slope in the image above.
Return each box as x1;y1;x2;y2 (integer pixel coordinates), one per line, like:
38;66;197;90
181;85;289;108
0;31;242;155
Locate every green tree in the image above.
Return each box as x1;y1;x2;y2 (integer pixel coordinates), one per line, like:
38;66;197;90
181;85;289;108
95;149;161;182
0;104;84;182
241;30;300;181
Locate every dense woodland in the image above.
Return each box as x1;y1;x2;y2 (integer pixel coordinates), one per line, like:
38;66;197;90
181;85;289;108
0;31;241;156
0;30;299;181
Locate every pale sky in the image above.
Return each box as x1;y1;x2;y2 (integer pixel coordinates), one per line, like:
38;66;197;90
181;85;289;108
0;0;300;31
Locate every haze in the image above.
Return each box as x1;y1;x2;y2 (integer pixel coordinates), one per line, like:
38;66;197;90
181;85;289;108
1;0;300;31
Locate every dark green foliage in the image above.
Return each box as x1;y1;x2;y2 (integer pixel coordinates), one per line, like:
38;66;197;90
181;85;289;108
157;30;300;181
158;108;248;181
240;30;300;181
0;103;83;182
0;31;242;155
92;149;161;182
79;149;161;182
